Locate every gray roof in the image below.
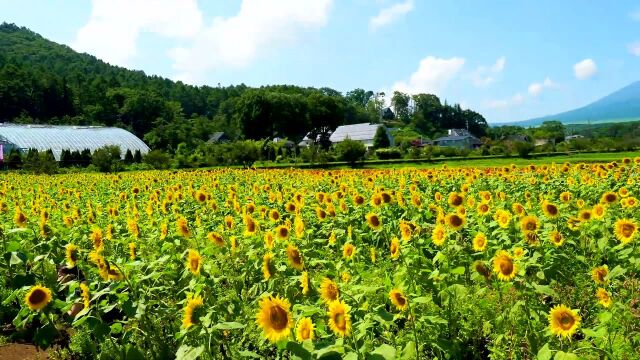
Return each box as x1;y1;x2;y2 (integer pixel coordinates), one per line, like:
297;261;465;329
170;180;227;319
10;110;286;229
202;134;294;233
208;132;228;142
0;124;150;160
329;123;382;142
435;135;482;144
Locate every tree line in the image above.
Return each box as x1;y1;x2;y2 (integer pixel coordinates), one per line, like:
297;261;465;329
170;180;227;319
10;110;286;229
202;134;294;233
0;23;489;155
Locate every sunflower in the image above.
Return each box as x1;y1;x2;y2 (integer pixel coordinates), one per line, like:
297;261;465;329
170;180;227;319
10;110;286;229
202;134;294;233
549;231;564;247
176;216;191;238
66;244;79;268
431;225;446;246
445;213;465;230
24;285;52;311
186;249;202;275
262;252;274;281
14;207;27;228
614;218;637;244
327;300;351;337
473;260;491;279
494;209;512;229
390;237;401;259
477;203;490;216
300;271;310;295
342;243;356;260
208;231;225;247
365;213;382;230
353;194;365;206
256;295;293;343
128;242;137;260
320;278;339;303
80;283;90;309
541;201;559;218
513;247;525;259
592;204;606;219
90;227;104;252
182;295;204;328
548;304;581;338
389;289;408;311
591;265;608;284
472;233;487;252
224;215;234;229
448;192;464;207
493;250;517;281
269;209;281;222
601;191;618;204
275;225;290;241
328;231;337;245
296;317;315;342
520;215;540;233
578;209;592;222
595;288;612;308
244;215;259;236
399;222;413;241
286;244;304;271
294;216;305;238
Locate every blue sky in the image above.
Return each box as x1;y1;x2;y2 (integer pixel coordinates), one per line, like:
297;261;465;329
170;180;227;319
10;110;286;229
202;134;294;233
2;0;640;123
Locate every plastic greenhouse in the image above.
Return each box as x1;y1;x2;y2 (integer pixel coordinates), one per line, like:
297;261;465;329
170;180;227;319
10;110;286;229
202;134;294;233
0;124;150;160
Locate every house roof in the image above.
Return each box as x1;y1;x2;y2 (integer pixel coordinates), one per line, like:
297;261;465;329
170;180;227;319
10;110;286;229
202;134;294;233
208;132;228;142
329;123;383;142
435;135;482;144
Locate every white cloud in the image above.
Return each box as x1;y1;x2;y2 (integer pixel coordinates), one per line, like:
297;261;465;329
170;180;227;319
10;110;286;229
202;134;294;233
628;42;640;56
486;93;524;110
528;77;557;96
470;56;506;87
392;56;465;95
72;0;203;66
369;0;414;30
573;58;597;80
170;0;333;83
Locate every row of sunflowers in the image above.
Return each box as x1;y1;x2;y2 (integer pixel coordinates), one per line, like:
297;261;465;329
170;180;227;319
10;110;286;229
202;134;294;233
1;159;639;359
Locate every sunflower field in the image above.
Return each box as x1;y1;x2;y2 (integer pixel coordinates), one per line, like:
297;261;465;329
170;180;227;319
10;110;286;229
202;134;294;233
1;159;640;359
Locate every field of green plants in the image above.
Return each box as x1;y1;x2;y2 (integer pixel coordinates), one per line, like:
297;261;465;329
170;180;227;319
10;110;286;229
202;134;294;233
1;159;639;359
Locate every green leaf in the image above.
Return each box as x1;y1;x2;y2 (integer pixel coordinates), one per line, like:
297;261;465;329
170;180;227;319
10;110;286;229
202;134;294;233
412;297;430;304
213;322;245;330
533;284;555;296
582;327;607;338
450;266;466;275
9;251;26;265
537;343;552;360
286;341;312;360
33;324;57;349
125;346;146;360
607;265;625;280
238;350;261;358
343;353;359;360
554;351;578;360
367;344;396;360
400;341;417;359
175;345;204;360
598;311;612;324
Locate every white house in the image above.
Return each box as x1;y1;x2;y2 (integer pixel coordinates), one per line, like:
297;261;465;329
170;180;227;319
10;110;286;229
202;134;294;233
329;123;393;149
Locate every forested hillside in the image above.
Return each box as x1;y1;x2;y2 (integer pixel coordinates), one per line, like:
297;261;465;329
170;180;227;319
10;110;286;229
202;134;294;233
0;23;488;152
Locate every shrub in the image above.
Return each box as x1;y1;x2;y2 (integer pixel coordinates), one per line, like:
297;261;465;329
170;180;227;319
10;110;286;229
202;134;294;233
335;139;366;166
375;148;402;160
514;141;535;158
144;150;172;170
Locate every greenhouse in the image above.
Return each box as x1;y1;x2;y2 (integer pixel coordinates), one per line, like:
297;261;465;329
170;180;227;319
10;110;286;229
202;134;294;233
0;124;150;160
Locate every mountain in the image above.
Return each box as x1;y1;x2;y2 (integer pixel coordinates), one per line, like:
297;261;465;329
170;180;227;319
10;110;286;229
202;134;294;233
499;81;640;127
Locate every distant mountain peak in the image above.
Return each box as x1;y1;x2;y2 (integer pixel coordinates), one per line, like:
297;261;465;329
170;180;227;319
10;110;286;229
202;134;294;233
498;81;640;127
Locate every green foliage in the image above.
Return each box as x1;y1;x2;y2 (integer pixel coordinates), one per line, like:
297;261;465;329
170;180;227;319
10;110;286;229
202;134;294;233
335;139;366;166
91;145;121;172
514;141;535;158
22;148;58;174
373;126;391;149
143;150;171;169
375;148;402;159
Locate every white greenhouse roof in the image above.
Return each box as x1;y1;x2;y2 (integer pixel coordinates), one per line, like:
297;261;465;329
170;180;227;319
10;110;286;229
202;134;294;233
329;123;382;143
0;124;150;160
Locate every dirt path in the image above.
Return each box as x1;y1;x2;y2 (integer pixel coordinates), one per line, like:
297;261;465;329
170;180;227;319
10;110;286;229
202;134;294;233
0;344;48;360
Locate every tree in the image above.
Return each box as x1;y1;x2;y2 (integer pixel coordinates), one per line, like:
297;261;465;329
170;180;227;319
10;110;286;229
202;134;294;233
535;121;565;144
6;149;22;169
124;149;134;164
335;139;366;166
391;91;411;124
373;126;390;149
91;145;121;172
143;150;171;169
133;150;143;163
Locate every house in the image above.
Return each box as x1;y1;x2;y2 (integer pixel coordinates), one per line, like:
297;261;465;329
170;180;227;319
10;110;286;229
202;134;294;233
298;130;333;147
433;129;482;149
565;134;584;141
382;107;395;120
534;138;550;146
504;134;531;143
208;132;230;143
329;123;393;149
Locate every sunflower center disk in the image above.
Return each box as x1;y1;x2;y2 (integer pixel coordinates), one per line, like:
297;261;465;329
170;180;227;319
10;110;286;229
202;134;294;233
269;306;289;331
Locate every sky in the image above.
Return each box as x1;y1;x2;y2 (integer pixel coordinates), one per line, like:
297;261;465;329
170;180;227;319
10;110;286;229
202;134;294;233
1;0;640;123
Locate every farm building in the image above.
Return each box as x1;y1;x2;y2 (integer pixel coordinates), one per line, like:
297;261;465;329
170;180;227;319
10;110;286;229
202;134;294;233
0;124;150;160
329;123;393;149
433;129;482;149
